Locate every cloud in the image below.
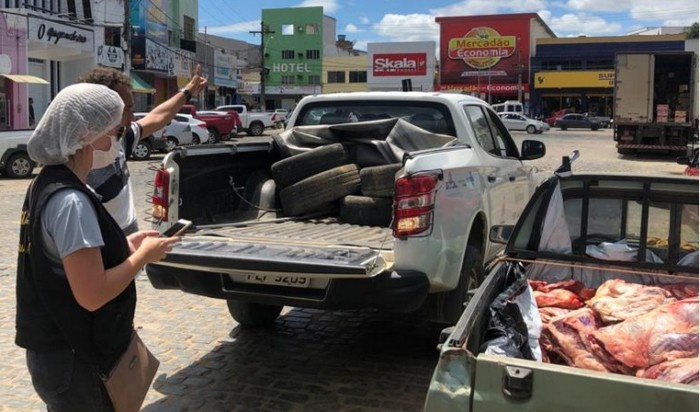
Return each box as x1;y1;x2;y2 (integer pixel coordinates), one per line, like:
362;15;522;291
345;24;361;33
360;16;370;24
545;12;623;36
297;0;339;13
204;20;261;35
373;13;440;43
430;0;548;16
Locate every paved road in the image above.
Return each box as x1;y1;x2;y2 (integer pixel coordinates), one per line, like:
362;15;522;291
0;128;691;411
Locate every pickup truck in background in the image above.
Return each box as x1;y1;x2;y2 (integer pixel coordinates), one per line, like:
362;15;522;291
0;129;36;178
424;160;699;412
178;104;237;142
215;104;277;136
145;92;545;328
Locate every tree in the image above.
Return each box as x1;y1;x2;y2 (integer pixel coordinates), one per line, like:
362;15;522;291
684;22;698;39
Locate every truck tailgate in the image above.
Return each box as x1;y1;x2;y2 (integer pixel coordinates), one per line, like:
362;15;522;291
473;354;698;412
152;219;393;277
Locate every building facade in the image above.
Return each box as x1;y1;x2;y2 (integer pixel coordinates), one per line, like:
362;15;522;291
322;55;368;94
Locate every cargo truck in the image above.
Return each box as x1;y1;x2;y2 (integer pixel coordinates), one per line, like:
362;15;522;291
613;51;698;155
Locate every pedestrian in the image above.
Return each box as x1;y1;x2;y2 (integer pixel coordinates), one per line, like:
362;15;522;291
28;97;35;127
16;83;180;411
77;64;208;234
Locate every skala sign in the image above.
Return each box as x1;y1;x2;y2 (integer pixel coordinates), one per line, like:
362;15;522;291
373;53;427;76
448;27;516;70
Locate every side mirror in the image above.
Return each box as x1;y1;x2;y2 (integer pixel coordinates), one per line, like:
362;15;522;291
490;225;514;245
521;140;546;160
676;156;690;166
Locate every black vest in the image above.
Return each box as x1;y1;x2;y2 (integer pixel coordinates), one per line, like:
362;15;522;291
15;165;135;371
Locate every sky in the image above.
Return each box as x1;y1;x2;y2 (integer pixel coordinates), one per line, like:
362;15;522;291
198;0;699;50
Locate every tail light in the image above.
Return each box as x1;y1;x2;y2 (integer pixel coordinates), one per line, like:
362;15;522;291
393;173;439;237
152;168;170;221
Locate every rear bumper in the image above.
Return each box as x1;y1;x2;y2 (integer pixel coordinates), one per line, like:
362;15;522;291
145;264;430;312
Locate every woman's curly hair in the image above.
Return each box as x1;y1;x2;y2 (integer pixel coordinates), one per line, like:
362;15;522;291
77;67;132;91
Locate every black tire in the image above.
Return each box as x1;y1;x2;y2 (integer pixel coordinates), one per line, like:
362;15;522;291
271;143;353;189
226;300;282;327
526;125;536;134
131;141;152;160
4;152;34;178
440;246;484;324
560;126;567;130
279;164;361;216
360;163;402;198
340;195;393;227
208;129;220;143
192;134;201;145
617;148;635;155
591;125;599;131
248;122;265;136
165;137;178;152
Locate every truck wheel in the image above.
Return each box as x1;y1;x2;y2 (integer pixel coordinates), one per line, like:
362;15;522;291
360;163;402;197
208;128;220;143
279;164;361;216
339;195;393;227
226;300;282;327
441;246;484;324
131;141;152;160
5;152;34;178
248;122;265;136
271;143;353;189
526;125;536;134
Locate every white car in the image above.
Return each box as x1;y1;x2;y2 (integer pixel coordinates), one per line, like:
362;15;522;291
135;113;209;152
498;112;550;134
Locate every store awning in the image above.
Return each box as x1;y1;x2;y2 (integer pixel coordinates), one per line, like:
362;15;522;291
131;73;155;94
0;74;49;84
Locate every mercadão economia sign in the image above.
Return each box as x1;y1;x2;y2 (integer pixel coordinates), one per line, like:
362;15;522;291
448;27;516;70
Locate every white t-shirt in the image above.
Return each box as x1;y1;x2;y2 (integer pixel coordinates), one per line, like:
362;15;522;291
86;122;141;231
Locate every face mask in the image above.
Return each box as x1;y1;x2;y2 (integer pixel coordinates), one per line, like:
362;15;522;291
91;135;120;169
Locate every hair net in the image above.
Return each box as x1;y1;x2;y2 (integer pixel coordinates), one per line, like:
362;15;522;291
28;83;124;165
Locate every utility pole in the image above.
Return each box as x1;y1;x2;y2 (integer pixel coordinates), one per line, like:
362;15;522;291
123;0;131;74
250;22;275;111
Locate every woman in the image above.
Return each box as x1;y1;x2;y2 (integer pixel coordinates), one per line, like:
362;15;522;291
15;83;180;411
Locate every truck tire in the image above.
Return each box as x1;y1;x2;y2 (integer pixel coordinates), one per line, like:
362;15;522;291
617;148;635;155
279;164;361;216
226;300;282;327
440;246;484;324
271;143;353;189
248;122;265;136
339;195;393;227
4;152;34;178
360;163;402;198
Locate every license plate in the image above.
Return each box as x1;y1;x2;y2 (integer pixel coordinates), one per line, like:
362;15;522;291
242;274;310;288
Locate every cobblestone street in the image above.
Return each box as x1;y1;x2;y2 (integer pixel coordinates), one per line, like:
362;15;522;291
0;129;691;411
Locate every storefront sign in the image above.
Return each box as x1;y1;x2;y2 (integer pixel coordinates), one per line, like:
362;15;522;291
271;63;311;73
28;16;93;53
96;45;124;68
145;38;172;73
438;83;530;94
534;71;615;88
448;27;516;69
172;50;195;78
214;51;238;88
373;53;427;76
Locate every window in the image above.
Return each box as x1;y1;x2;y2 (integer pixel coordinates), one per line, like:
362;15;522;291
281;75;296;85
305;24;318;34
105;27;121;46
281;24;294;35
306;49;320;59
281;50;295;60
349;71;367;83
183;16;195;40
327;71;345;83
464;106;496;154
308;75;321;85
486;109;519;158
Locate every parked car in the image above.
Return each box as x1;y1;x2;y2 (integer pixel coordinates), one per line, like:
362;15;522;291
424;155;699;412
131;114;169;160
498;112;550;134
492;100;524;115
555;113;600;130
215;104;277;136
0;129;35;178
178;105;238;142
134;112;203;152
545;109;571;126
583;112;612;128
172;114;210;145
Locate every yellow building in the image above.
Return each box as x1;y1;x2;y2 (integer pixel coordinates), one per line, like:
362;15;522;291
322;55;369;93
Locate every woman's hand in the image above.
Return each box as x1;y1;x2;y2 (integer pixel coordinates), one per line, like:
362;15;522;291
135;234;182;264
127;230;161;253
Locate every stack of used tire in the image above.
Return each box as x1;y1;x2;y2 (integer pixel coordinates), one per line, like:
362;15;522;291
270;143;401;227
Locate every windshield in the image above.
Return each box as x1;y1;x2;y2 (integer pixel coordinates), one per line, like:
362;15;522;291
294;101;457;136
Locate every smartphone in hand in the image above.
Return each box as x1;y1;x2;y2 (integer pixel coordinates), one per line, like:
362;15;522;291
160;219;193;237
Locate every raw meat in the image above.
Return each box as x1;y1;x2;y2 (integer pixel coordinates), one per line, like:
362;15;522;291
539;307;572;323
591;298;699;369
636;357;699;384
587;279;676;322
659;284;699;300
541;308;609;372
534;289;585;309
530;279;596;301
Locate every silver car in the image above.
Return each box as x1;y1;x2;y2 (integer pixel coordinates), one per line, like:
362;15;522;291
498;112;550;134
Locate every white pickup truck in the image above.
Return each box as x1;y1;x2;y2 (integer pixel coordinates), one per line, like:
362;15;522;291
145;92;546;327
215;104;277;136
0;129;36;178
